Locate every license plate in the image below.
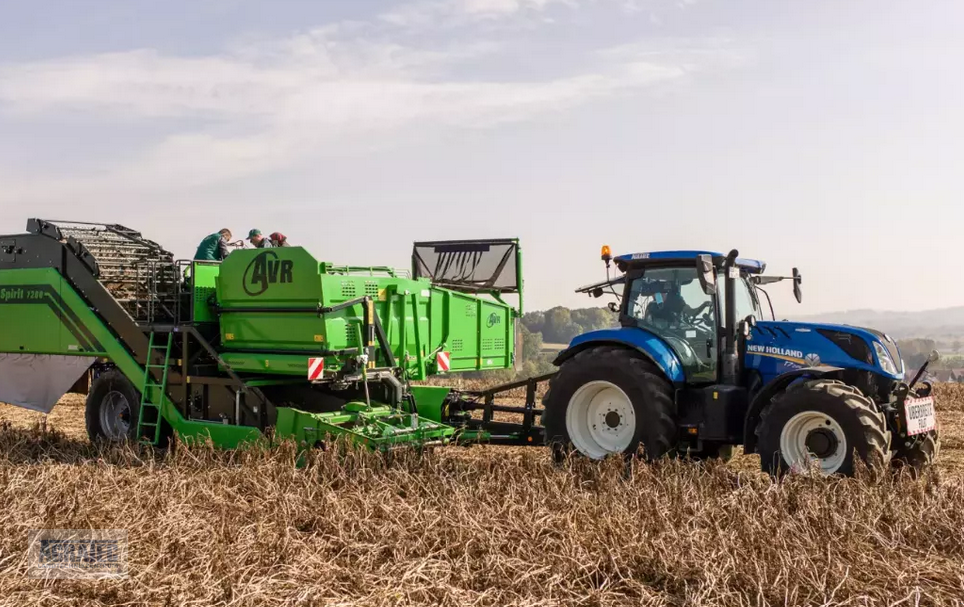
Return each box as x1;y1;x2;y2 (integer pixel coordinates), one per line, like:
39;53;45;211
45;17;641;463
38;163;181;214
904;396;936;436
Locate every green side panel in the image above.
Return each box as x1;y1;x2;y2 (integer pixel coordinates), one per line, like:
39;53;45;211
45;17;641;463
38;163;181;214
190;261;221;323
0;268;109;357
215;247;516;380
171;420;263;448
409;385;451;424
0;267;264;448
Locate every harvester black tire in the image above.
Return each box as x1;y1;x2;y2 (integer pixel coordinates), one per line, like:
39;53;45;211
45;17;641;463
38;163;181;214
85;369;141;443
757;379;891;477
543;347;676;462
891;431;940;477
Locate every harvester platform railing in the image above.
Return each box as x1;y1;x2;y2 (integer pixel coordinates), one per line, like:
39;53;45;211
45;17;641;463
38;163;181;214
137;332;173;443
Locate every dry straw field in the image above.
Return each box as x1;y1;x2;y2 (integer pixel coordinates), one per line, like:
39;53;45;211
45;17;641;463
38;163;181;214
1;385;964;606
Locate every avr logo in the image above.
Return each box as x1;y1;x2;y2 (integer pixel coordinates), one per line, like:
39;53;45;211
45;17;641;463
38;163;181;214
243;251;294;296
486;313;501;328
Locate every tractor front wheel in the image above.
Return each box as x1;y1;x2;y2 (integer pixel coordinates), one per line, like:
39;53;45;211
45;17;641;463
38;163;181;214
85;369;141;443
543;347;676;461
757;379;891;477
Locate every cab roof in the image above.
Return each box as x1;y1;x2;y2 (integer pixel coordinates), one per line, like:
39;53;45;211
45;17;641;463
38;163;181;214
614;250;766;273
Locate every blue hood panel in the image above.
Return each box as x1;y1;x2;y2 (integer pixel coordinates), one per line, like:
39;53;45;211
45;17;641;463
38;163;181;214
748;321;903;383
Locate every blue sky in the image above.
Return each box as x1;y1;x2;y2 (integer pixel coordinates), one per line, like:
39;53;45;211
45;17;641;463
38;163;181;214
0;0;960;314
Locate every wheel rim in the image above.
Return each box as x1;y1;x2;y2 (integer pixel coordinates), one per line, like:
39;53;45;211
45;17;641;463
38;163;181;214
779;410;847;474
99;390;132;440
566;381;636;459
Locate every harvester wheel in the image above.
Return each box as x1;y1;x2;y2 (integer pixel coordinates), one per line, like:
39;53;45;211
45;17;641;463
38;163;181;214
891;431;940;477
85;369;140;443
757;379;891;477
543;347;676;461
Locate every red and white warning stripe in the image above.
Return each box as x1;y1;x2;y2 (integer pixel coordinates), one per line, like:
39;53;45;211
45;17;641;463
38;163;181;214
307;357;325;381
436;351;451;372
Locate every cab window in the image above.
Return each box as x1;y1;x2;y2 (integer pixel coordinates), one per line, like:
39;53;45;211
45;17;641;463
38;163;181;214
718;275;762;325
624;267;718;383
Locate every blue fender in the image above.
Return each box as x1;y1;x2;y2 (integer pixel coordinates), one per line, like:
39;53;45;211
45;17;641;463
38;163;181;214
552;327;685;385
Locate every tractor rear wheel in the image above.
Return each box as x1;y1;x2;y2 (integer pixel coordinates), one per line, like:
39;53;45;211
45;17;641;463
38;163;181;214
757;379;891;477
85;368;141;443
891;431;939;477
543;347;676;461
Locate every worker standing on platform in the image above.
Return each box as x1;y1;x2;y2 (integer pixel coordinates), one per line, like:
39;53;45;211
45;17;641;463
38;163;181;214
194;229;233;261
247;229;271;249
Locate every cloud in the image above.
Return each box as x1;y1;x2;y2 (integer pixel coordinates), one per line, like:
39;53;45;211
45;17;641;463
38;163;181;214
379;0;574;27
0;0;741;202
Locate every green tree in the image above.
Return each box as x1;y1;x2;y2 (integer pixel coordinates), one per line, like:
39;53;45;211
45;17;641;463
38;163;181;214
542;307;573;343
519;324;544;362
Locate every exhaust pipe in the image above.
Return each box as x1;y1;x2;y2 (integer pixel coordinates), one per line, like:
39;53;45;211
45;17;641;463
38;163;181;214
722;249;740;385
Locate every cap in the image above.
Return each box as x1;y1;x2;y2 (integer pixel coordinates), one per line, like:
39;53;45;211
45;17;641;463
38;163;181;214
247;229;262;240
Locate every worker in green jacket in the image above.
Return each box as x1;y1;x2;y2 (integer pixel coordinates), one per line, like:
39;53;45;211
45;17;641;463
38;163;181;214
194;229;233;261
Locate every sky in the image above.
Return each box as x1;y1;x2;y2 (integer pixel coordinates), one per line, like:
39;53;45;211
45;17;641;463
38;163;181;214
0;0;960;315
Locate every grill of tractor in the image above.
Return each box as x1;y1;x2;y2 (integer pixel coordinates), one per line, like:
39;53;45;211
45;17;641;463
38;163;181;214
46;220;179;323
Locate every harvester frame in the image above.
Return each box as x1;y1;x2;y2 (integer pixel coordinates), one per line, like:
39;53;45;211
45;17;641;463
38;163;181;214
0;219;543;452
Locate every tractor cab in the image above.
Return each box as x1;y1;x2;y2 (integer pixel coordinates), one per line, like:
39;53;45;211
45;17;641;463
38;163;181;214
576;249;780;385
615;251;768;384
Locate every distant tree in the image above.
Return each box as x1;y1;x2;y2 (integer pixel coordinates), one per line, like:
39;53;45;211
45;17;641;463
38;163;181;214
899;338;938;370
522;311;546;336
519;324;544;362
542;307;573;343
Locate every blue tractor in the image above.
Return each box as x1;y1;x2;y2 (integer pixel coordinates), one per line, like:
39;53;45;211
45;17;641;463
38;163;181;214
543;248;939;476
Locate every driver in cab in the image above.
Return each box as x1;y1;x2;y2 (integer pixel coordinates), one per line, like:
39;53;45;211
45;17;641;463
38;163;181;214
644;281;710;327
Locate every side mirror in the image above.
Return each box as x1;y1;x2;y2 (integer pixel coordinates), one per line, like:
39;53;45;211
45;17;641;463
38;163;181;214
740;314;756;338
792;267;802;303
929;350;941;364
591;287;604;299
696;254;717;295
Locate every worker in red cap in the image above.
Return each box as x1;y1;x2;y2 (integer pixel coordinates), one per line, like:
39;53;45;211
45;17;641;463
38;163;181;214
269;232;289;247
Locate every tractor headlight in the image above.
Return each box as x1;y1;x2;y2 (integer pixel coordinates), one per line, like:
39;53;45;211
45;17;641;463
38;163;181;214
874;342;898;375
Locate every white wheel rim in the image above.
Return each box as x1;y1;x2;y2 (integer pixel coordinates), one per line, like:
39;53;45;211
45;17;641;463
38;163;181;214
779;410;847;474
566;381;636;459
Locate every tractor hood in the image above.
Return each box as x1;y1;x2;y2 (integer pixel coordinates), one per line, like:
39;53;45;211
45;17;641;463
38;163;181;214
748;320;904;381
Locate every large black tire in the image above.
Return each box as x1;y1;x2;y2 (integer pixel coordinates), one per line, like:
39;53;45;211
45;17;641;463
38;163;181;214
757;379;891;477
543;347;676;461
892;431;939;477
85;369;141;443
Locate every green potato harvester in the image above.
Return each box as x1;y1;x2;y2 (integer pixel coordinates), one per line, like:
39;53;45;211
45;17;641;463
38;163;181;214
0;219;544;450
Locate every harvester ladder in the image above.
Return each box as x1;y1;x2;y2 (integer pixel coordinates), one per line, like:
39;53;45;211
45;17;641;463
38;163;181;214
137;332;172;444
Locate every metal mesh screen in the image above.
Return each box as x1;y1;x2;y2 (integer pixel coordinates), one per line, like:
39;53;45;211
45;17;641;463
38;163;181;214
412;239;519;293
39;220;179;323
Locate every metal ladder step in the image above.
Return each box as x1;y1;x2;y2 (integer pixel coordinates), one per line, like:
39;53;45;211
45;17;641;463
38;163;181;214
136;331;173;445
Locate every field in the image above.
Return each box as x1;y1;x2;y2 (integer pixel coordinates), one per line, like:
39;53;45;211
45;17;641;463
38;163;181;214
0;386;963;606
